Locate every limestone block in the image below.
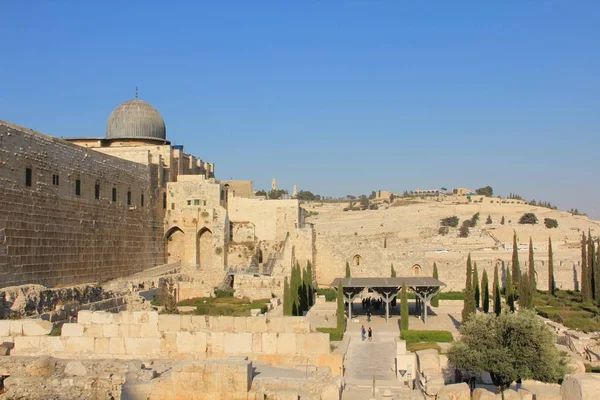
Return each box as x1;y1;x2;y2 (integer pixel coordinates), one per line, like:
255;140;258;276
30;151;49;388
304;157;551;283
125;338;162;356
180;315;192;331
64;361;87;376
91;311;114;324
262;333;278;354
397;340;407;355
77;310;93;325
14;336;40;352
416;349;440;374
65;337;95;353
22;320;53;336
566;356;587;374
560;374;600;400
320;384;341;400
120;311;134;324
26;356;55;377
9;320;23;336
472;388;497;400
0;345;8;356
265;317;285;333
103;323;120;338
190;315;207;331
518;389;533;400
436;382;470;400
0;321;10;337
161;332;178;354
224;333;252;353
277;333;297;354
140;321;160;338
39;336;66;352
210;332;225;353
284;317;310;334
500;389;520;400
95;337;110;354
133;311;158;325
120;324;142;338
159;315;182;332
425;376;445;396
176;332;207;354
109;337;126;355
83;324;103;338
250;309;262;317
234;317;247;333
61;323;84;337
213;316;235;333
246;317;268;333
252;333;262;353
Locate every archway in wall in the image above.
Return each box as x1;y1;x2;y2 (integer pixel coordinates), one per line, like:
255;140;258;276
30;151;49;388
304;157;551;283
412;264;422;276
165;227;185;264
353;255;363;266
197;228;213;269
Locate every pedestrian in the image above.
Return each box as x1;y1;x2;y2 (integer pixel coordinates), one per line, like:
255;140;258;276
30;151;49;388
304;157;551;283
368;327;373;342
367;310;371;322
361;325;366;341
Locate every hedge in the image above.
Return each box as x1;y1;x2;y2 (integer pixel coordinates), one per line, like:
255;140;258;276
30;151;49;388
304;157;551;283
400;330;454;344
317;327;344;341
316;288;337;302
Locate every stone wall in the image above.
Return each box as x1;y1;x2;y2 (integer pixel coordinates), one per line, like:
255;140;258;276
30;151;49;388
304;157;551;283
7;310;342;374
0;121;165;288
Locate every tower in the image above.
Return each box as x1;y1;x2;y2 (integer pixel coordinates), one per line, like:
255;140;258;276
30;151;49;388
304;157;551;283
293;185;297;197
272;178;278;191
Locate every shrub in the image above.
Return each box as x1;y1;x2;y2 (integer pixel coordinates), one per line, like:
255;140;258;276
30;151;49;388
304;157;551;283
438;226;449;236
316;288;337;302
317;327;344;341
214;288;235;298
519;213;538;224
439;291;465;300
441;216;459;228
400;330;454;344
459;221;470;237
407;342;442;353
544;218;558;229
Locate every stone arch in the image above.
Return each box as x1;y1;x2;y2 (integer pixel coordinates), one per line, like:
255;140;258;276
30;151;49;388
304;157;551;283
353;254;362;266
197;227;213;269
165;226;185;264
412;264;422;276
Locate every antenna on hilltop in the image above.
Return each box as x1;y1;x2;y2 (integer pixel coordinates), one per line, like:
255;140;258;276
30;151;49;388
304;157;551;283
135;86;139;99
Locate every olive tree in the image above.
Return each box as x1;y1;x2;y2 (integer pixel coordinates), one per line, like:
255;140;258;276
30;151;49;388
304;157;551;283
447;310;565;399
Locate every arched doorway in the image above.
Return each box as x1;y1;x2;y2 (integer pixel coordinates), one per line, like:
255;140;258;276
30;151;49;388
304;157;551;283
353;255;363;266
412;264;422;276
165;227;185;263
197;228;213;269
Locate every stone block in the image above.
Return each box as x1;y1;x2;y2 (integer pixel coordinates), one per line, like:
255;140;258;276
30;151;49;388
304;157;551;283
26;356;55;377
109;337;126;355
39;336;66;352
416;349;440;374
120;324;141;338
277;333;297;354
261;333;278;354
65;361;87;376
161;332;178;354
190;315;207;331
91;311;114;324
103;323;120;338
284;317;310;334
9;320;23;336
0;321;10;337
210;332;225;353
77;310;93;325
252;333;262;353
133;311;158;325
65;337;95;353
265;317;285;333
518;389;533;400
95;337;110;354
213;316;235;332
560;373;600;400
321;384;341;400
234;317;247;333
250;309;261;317
397;340;407;355
83;324;103;338
297;333;329;354
176;332;207;354
61;323;84;337
158;314;181;332
14;336;40;352
224;333;252;353
473;388;496;400
436;382;470;400
246;317;267;333
22;320;53;336
125;338;161;356
500;389;520;400
180;315;192;331
120;311;134;324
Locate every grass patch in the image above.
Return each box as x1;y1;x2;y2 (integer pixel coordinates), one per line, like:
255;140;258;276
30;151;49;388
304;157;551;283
49;326;62;336
177;297;270;316
316;288;337;302
405;291;464;300
406;342;442;353
535;290;600;332
400;330;454;344
317;327;344;341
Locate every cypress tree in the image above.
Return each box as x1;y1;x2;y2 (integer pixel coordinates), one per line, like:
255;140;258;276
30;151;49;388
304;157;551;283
486;215;492;224
529;237;536;293
481;269;489;313
582;232;590;301
501;216;505;225
299;267;308;314
292;262;301;315
345;261;351;278
596;240;600;306
493;264;501;316
336;281;345;331
474;263;480;309
462;254;476;323
548;237;555;296
306;261;314;307
391;263;396;277
401;283;409;331
431;263;440;307
519;272;533;310
588;231;595;300
506;263;515;312
283;277;291;316
512;231;520;290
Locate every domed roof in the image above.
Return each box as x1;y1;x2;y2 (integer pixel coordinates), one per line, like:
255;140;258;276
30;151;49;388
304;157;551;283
106;99;166;141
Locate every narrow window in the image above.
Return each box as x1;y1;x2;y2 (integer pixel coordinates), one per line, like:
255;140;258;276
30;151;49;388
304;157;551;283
25;168;32;187
75;179;81;196
187;200;191;206
141;194;144;207
171;203;175;210
52;175;56;185
56;175;59;185
194;199;200;206
112;188;117;202
127;191;132;206
163;192;167;209
203;200;207;206
95;184;100;200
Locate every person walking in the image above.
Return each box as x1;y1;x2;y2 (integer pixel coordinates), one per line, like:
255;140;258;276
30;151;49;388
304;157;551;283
367;310;371;323
361;325;366;341
368;327;373;342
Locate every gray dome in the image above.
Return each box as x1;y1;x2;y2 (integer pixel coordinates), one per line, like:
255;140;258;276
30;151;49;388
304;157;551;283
106;99;166;141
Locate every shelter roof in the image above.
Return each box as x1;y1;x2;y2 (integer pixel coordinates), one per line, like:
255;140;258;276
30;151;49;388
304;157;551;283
330;277;445;288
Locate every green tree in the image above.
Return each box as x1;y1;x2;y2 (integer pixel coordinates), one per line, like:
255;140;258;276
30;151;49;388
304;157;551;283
596;239;600;306
500;216;505;225
283;277;292;316
506;263;515;312
544;218;558;228
519;272;533;310
512;232;521;290
588;231;595;300
493;265;502;316
431;263;440;307
159;278;179;314
336;281;345;331
481;269;490;314
582;232;590;301
462;254;476;323
518;213;538;224
401;283;409;331
486;215;492;224
306;261;314;307
529;237;536;293
384;237;387;248
473;263;480;308
391;263;396;278
447;311;565;399
475;186;493;197
345;261;351;278
548;237;555;296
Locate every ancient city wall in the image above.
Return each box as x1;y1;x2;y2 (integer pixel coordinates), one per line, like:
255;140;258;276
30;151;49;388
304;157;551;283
0;121;165;288
228;197;301;241
5;310;341;375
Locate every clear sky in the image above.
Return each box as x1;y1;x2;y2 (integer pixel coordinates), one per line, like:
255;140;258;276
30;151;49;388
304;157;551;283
1;2;598;217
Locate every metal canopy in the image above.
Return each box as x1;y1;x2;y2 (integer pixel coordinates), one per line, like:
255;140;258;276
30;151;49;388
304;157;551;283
330;277;445;289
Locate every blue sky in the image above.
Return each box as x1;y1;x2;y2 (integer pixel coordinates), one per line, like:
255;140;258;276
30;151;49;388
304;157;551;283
1;2;599;217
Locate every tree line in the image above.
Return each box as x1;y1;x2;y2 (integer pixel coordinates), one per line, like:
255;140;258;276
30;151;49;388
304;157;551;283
283;261;315;316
